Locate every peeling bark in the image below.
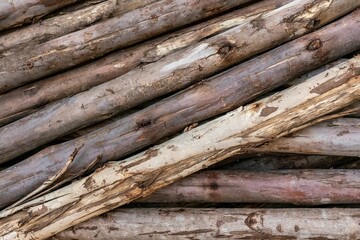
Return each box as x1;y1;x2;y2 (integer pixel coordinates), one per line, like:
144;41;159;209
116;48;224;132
52;208;360;240
0;0;255;93
0;63;358;239
138;170;360;204
0;0;81;31
1;5;359;163
0;0;290;127
0;27;359;209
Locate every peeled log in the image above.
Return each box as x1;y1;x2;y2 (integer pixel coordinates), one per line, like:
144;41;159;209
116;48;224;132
1;4;359;163
138;170;360;204
1;25;359;209
0;0;254;93
254;118;360;156
0;62;358;239
0;0;290;127
0;0;81;31
53;208;360;240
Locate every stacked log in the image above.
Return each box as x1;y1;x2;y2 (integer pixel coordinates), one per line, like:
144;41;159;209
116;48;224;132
0;0;359;239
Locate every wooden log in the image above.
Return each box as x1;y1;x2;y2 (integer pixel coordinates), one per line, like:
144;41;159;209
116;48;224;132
1;5;359;163
0;0;117;56
52;208;360;240
0;24;359;209
0;0;81;31
221;155;347;171
0;0;290;127
0;61;358;239
253;118;360;156
138;170;360;204
0;0;255;93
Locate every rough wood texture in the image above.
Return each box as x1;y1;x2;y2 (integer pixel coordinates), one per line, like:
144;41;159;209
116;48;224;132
1;5;359;164
0;0;81;31
138;170;360;204
0;0;117;55
254;118;360;156
0;0;289;127
52;208;360;240
0;0;254;93
0;60;358;239
0;22;359;209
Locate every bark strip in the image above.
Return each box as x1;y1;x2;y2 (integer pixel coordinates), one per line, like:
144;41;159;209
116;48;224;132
0;0;254;92
1;3;359;163
0;63;358;239
138;170;360;204
0;24;359;209
53;208;360;240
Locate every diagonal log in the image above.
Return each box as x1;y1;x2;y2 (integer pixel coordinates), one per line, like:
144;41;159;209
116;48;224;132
0;61;359;239
53;208;360;240
0;0;289;126
1;3;359;163
138;170;360;204
0;0;81;31
0;0;254;93
0;20;359;209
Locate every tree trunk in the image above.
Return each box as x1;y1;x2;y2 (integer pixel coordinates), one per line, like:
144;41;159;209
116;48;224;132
0;0;81;31
0;28;359;209
0;0;291;127
253;118;360;156
1;6;359;163
52;208;360;240
0;0;255;93
138;170;360;204
0;65;358;239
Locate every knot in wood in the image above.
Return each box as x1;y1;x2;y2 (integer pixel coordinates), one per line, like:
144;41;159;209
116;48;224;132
307;39;322;51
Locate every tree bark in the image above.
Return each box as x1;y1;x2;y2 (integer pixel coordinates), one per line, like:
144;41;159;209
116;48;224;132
0;0;117;56
0;26;359;209
52;208;360;240
253;118;360;156
1;5;359;163
0;0;291;127
0;0;81;31
137;170;360;204
0;0;255;93
0;65;358;239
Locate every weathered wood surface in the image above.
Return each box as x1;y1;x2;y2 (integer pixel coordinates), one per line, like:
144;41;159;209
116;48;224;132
0;24;359;209
52;208;360;240
0;0;254;93
0;0;289;127
0;62;358;239
254;118;360;156
138;170;360;204
1;6;359;163
0;0;117;56
0;0;81;31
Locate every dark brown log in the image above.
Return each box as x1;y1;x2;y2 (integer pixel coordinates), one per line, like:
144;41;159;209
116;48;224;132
0;0;290;127
53;208;360;240
0;0;81;31
254;118;360;156
138;170;360;204
0;0;254;93
221;155;348;171
1;12;359;208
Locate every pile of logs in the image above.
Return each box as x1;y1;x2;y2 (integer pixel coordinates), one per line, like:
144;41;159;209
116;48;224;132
0;0;359;239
